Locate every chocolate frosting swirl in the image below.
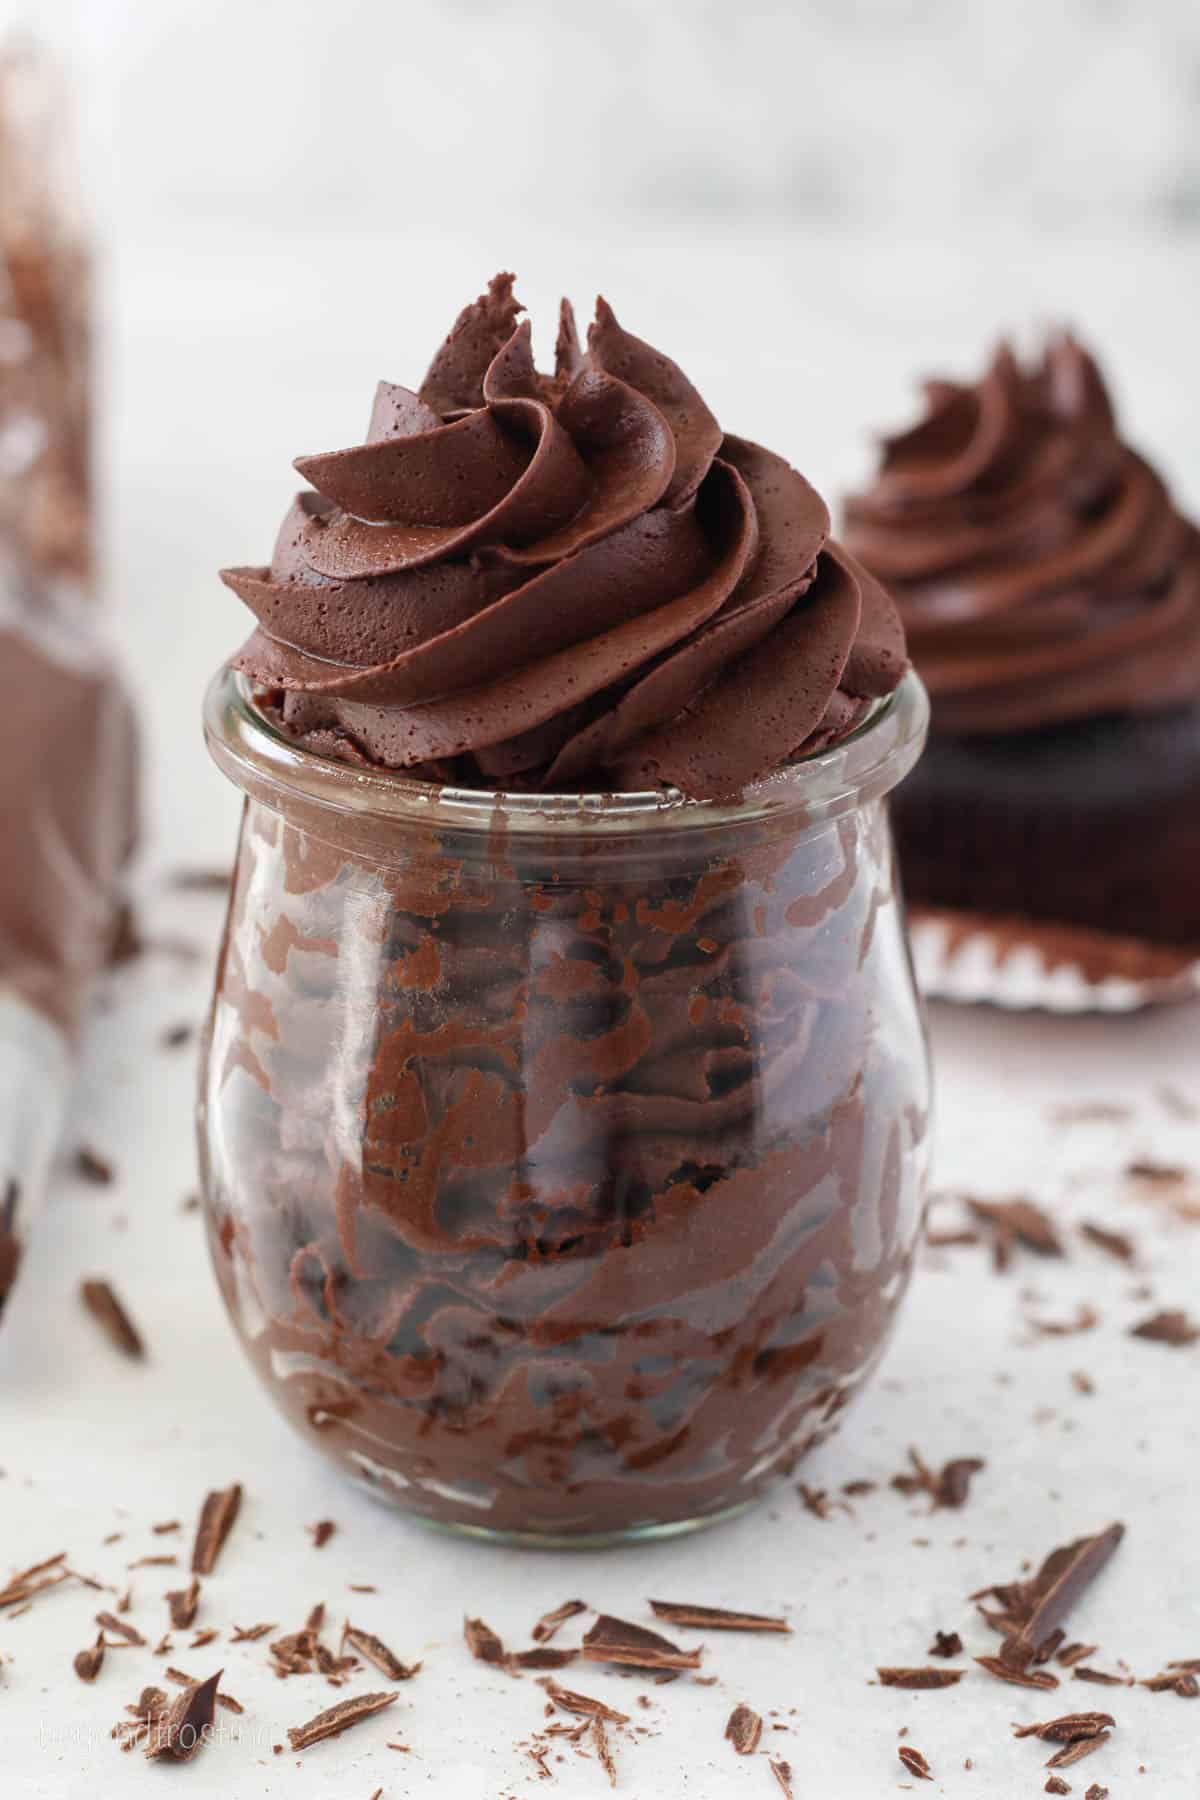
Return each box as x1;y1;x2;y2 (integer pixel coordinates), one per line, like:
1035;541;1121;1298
222;274;905;799
843;332;1200;734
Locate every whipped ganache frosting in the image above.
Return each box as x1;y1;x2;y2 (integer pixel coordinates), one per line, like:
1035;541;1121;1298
843;332;1200;735
222;274;906;799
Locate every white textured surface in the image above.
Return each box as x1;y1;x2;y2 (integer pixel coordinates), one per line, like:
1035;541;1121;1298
0;231;1198;1796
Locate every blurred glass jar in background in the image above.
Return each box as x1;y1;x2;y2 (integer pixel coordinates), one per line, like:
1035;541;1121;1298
199;667;930;1545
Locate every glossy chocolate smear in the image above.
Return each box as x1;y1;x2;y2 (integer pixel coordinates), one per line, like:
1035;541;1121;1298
221;274;905;799
844;331;1200;733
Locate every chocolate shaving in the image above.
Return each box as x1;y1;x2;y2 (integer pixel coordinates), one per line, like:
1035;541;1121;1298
285;1688;397;1751
1058;1642;1100;1668
464;1616;506;1664
128;1555;176;1568
96;1610;144;1646
1126;1160;1186;1184
73;1147;114;1185
1083;1786;1108;1800
145;1670;222;1761
929;1630;963;1658
309;1519;336;1549
531;1598;587;1643
191;1629;218;1649
230;1621;274;1642
583;1613;702;1671
1045;1780;1070;1795
591;1715;617;1787
74;1633;105;1682
925;1228;981;1248
769;1758;794;1797
1026;1304;1099;1338
166;1579;200;1630
160;1023;194;1049
152;1520;181;1536
725;1703;762;1754
169;867;230;893
1079;1223;1134;1263
537;1677;629;1724
967;1196;1063;1258
1046;1731;1110;1770
1072;1666;1128;1687
649;1599;790;1634
978;1523;1125;1668
1013;1711;1116;1742
341;1623;421;1682
1034;1629;1067;1665
876;1667;964;1689
79;1279;144;1359
891;1447;985;1510
0;1551;70;1612
1129;1308;1200;1347
898;1744;932;1780
191;1484;242;1574
507;1646;578;1671
975;1656;1060;1690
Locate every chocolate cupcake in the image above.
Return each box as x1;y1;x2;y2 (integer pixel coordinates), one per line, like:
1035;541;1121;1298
844;332;1200;995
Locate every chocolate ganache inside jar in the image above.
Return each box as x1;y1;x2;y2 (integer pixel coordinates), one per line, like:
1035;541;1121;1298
204;277;928;1542
221;272;906;797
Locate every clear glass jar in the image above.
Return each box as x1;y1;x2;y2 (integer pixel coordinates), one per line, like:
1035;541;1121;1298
199;667;931;1546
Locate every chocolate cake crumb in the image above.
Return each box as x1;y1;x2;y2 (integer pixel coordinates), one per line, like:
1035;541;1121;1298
285;1688;397;1751
929;1631;963;1658
769;1757;794;1797
537;1678;629;1724
145;1669;222;1761
166;1579;200;1630
1129;1309;1200;1347
975;1655;1060;1690
79;1279;144;1359
1079;1223;1135;1263
1045;1731;1111;1770
591;1715;617;1787
73;1147;114;1185
724;1703;762;1754
464;1617;506;1663
341;1624;421;1681
583;1614;702;1671
74;1633;105;1682
876;1667;964;1689
309;1520;336;1548
898;1744;932;1779
649;1600;790;1634
191;1483;242;1574
531;1599;587;1642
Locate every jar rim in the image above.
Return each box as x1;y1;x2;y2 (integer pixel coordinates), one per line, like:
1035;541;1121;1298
203;666;929;835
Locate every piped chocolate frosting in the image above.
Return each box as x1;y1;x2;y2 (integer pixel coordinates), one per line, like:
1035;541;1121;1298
843;332;1200;734
222;274;906;799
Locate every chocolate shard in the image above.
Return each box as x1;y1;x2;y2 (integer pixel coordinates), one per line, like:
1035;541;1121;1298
505;1646;578;1671
1079;1222;1135;1263
1013;1711;1116;1743
891;1447;984;1510
79;1279;145;1359
463;1616;506;1664
650;1599;790;1634
285;1689;397;1752
1129;1309;1200;1347
166;1579;200;1631
1072;1666;1129;1687
0;1551;70;1612
309;1519;336;1548
191;1484;242;1575
341;1623;421;1682
591;1715;617;1788
96;1610;145;1646
898;1744;933;1780
724;1703;763;1754
980;1524;1125;1669
976;1656;1061;1690
1057;1642;1100;1668
532;1598;587;1643
145;1670;222;1761
876;1666;964;1689
1045;1730;1110;1770
1045;1781;1071;1795
967;1196;1063;1257
536;1676;629;1724
929;1630;963;1658
582;1613;702;1671
769;1758;795;1798
74;1633;105;1682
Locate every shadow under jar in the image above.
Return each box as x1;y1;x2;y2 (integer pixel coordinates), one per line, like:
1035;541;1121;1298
199;668;931;1546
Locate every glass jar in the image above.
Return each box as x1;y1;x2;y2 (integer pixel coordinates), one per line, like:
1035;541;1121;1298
199;667;931;1546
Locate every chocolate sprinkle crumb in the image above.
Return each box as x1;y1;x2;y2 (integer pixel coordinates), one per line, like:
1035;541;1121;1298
649;1600;790;1634
1129;1308;1200;1347
1045;1731;1110;1769
531;1599;587;1643
929;1631;963;1658
876;1667;964;1689
898;1744;932;1780
724;1703;763;1754
285;1689;397;1752
342;1623;421;1682
583;1614;702;1671
310;1519;336;1549
191;1484;242;1575
464;1617;506;1664
79;1280;144;1359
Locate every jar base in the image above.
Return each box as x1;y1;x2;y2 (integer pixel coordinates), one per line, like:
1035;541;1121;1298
347;1472;761;1550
